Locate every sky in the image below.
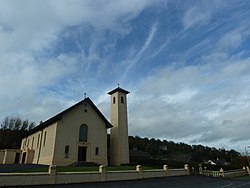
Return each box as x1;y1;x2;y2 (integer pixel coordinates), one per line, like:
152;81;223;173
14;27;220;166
1;0;250;152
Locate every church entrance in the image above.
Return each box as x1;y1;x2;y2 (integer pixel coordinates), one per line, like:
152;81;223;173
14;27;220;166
78;146;87;161
21;152;26;164
14;153;20;164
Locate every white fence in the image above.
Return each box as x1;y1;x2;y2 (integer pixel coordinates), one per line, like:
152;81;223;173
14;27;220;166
0;164;190;187
200;165;250;178
202;170;221;177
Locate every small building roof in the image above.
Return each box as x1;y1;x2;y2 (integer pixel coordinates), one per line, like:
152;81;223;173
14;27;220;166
23;97;112;137
107;87;130;95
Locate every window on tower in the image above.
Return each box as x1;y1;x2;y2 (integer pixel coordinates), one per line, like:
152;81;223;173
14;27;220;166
65;145;69;158
113;97;116;104
95;147;99;155
121;96;124;103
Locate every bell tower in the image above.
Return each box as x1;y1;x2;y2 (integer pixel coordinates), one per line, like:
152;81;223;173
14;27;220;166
108;87;130;165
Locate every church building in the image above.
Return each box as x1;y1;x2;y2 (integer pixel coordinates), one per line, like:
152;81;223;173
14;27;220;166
18;87;130;166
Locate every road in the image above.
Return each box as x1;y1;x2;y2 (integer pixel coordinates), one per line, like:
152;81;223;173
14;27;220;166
7;175;250;188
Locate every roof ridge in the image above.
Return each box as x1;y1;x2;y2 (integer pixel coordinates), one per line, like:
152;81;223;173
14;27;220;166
23;97;112;137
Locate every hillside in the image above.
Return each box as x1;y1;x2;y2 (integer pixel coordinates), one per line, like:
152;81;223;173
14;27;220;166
128;136;240;165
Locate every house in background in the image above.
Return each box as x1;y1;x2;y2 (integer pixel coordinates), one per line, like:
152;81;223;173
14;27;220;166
205;158;228;166
2;87;130;166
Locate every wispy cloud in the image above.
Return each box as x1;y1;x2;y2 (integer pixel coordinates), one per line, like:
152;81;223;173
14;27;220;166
182;1;215;29
129;57;250;149
0;0;158;121
1;0;250;152
120;22;159;82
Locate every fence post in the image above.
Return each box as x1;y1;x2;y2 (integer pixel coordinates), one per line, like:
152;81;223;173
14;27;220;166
99;165;106;182
219;168;224;178
163;165;169;176
136;165;143;179
198;164;203;175
184;164;190;175
48;165;57;184
246;166;250;175
99;165;106;173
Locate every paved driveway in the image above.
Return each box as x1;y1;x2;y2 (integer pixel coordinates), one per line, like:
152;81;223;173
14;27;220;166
0;164;48;173
7;176;250;188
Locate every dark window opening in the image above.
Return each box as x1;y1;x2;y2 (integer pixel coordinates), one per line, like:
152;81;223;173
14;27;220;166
79;124;88;142
65;145;69;158
113;97;116;104
121;96;124;103
95;147;99;155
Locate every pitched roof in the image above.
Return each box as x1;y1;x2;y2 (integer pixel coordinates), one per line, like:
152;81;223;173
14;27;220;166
107;87;130;95
24;97;112;137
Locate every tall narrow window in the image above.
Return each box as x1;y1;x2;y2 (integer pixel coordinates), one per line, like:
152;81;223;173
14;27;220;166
65;145;69;158
43;131;47;147
31;137;34;149
79;124;88;142
121;96;124;103
65;145;69;153
95;147;99;155
23;140;26;149
113;97;116;104
37;134;40;148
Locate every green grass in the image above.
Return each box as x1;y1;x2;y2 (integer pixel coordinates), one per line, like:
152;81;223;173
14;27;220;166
106;165;135;171
57;166;99;172
142;166;162;170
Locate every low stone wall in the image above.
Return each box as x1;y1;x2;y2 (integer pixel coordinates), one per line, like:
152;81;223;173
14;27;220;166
0;172;51;186
224;169;248;178
168;169;189;176
56;172;102;184
0;164;190;187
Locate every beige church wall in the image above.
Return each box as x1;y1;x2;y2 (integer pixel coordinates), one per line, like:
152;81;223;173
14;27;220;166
21;131;42;163
0;150;4;164
38;123;58;165
20;123;58;165
53;102;108;166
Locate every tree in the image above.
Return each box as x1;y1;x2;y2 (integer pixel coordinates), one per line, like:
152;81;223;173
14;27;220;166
128;135;241;165
1;116;10;130
0;116;36;149
0;116;35;131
